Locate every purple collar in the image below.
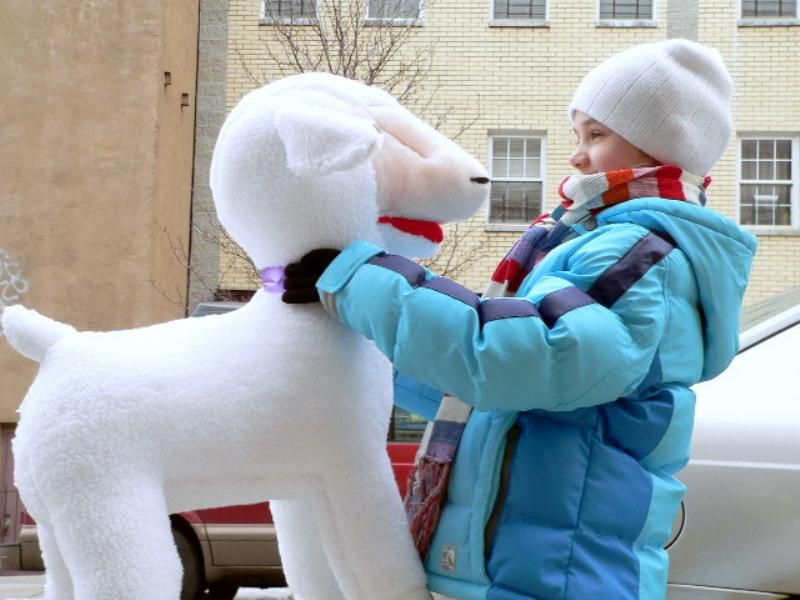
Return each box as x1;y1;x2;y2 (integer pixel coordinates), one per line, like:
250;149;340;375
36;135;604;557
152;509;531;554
260;266;286;293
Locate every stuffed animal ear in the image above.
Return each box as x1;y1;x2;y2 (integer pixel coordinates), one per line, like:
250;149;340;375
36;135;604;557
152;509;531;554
275;103;383;177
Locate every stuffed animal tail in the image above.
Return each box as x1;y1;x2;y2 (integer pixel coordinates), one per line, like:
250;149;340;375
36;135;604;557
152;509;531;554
1;305;76;363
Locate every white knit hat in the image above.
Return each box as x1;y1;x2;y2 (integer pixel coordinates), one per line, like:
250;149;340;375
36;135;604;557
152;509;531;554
568;39;733;176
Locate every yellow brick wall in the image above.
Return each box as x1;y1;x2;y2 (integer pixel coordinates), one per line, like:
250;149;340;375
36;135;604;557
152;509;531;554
699;0;800;305
224;0;799;306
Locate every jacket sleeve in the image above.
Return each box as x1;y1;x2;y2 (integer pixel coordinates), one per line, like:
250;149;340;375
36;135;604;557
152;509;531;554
318;225;672;412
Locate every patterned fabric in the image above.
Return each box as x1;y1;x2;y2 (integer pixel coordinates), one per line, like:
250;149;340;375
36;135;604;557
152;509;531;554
406;165;707;560
487;165;710;296
404;398;472;557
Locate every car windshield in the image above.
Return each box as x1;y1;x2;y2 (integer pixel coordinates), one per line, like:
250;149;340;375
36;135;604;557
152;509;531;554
740;286;800;332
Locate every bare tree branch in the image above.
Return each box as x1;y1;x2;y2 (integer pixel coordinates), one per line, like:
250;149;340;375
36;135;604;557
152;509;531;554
155;220;258;307
419;219;489;281
254;0;446;123
206;0;489;294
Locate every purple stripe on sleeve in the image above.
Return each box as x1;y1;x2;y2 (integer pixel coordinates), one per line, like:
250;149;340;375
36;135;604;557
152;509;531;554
421;278;480;311
480;298;540;326
588;232;676;308
538;286;596;328
367;254;427;287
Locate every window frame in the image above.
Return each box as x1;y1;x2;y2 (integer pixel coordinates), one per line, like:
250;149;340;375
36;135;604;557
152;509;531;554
489;0;549;28
485;132;547;232
596;0;657;27
260;0;318;25
364;0;425;26
737;135;800;233
738;0;800;26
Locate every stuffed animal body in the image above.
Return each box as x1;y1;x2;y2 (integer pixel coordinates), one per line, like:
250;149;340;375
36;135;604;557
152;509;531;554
1;73;489;600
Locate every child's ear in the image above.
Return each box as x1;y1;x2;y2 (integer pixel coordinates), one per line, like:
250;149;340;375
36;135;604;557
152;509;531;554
275;104;384;177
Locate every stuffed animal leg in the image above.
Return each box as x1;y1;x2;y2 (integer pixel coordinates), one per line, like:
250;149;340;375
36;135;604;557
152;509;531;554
309;457;432;600
270;498;346;600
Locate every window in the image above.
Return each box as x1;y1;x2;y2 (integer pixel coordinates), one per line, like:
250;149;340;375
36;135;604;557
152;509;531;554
599;0;654;19
366;0;422;21
739;138;797;228
388;407;426;442
493;0;547;20
742;0;798;18
262;0;317;21
488;136;545;226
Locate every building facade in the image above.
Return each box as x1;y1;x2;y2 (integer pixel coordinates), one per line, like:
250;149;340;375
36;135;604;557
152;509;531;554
0;0;199;540
221;0;800;306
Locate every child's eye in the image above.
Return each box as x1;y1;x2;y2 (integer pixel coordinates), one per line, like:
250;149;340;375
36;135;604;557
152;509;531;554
590;130;604;139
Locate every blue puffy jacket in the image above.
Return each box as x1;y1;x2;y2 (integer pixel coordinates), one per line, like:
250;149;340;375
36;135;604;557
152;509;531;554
317;198;757;600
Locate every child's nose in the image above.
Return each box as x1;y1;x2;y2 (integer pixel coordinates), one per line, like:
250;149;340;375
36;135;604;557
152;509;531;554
570;148;587;170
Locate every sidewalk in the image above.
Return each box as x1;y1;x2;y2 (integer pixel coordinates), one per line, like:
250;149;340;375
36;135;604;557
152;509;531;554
0;574;294;600
0;574;42;599
0;577;442;599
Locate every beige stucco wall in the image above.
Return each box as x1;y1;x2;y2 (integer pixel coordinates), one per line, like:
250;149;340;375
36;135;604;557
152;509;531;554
226;0;799;306
0;1;199;422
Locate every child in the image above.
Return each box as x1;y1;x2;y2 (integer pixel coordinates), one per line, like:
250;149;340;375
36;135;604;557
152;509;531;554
283;39;757;599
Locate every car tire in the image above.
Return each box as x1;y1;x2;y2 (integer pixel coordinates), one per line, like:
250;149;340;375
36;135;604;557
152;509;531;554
206;582;240;600
172;525;205;600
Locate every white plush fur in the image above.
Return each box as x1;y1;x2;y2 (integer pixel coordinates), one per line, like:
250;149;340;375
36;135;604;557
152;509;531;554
1;72;488;600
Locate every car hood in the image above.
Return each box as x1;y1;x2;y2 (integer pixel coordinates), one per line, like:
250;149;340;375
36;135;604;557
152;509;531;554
598;198;758;381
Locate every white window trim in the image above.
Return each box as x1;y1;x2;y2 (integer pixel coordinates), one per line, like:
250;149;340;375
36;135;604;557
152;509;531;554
737;135;800;234
260;0;318;25
596;0;657;26
488;0;549;28
738;0;800;25
364;0;425;26
485;132;548;232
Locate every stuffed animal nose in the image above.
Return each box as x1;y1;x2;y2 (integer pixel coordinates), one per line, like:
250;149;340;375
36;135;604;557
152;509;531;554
471;177;490;184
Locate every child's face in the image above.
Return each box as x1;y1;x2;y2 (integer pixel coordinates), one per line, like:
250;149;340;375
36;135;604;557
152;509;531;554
570;111;659;174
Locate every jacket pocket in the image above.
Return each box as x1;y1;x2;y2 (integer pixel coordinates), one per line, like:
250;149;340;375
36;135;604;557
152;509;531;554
484;423;520;556
423;410;516;588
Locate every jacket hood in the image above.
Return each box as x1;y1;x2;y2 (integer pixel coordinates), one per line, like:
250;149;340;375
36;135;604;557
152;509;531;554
597;198;758;381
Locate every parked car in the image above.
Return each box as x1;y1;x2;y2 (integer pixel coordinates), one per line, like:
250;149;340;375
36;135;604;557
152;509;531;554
4;292;800;599
665;286;800;599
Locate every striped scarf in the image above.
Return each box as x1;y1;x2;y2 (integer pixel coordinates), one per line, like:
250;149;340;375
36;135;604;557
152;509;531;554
404;165;708;560
487;165;709;297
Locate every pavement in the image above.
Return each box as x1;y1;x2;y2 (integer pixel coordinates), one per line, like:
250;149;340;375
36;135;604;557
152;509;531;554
0;574;41;600
0;574;295;599
0;575;445;599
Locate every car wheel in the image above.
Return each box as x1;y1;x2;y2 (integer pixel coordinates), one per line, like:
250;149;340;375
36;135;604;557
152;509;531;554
206;582;239;600
172;526;205;600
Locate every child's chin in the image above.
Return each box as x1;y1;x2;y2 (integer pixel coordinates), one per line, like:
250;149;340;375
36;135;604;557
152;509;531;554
379;224;441;259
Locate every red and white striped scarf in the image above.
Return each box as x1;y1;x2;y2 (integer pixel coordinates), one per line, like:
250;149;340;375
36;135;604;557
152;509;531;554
486;165;710;297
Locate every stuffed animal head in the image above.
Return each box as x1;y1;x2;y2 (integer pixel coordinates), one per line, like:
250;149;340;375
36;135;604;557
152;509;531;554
210;73;489;268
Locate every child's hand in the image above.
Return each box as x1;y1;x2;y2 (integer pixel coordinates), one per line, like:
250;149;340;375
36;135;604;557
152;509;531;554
282;249;341;304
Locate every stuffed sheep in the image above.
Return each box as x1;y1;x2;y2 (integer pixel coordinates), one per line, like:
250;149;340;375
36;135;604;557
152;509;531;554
1;72;489;600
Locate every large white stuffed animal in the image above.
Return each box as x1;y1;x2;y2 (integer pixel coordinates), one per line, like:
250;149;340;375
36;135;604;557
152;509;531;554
1;73;488;600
